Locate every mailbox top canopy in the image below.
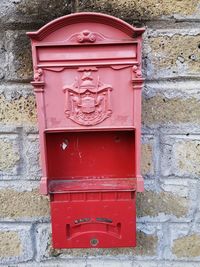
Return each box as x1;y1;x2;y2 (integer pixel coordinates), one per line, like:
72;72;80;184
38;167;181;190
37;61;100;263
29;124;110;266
27;12;145;42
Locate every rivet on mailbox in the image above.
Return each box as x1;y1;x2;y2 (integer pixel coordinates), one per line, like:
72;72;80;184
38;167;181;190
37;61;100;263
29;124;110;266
27;12;145;249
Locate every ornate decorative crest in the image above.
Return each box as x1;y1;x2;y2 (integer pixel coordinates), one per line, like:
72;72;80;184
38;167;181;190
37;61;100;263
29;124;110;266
67;30;106;43
63;68;113;126
76;30;97;43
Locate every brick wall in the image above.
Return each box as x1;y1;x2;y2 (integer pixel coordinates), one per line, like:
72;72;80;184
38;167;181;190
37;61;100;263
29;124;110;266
0;0;200;266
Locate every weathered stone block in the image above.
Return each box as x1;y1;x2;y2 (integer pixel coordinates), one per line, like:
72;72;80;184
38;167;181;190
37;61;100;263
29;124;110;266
0;32;7;80
5;31;33;81
168;221;200;260
78;0;200;21
173;234;200;258
0;224;34;264
134;231;158;256
0;0;73;28
145;33;200;78
160;136;200;177
0;92;37;125
141;143;154;176
175;140;200;176
0;137;20;175
142;95;200;126
137;190;188;218
24;134;41;180
0;188;49;220
160;179;189;198
0;231;21;257
35;224;51;261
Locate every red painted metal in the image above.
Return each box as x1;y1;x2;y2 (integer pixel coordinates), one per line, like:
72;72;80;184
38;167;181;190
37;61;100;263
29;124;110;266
46;131;135;179
27;12;144;249
51;192;136;248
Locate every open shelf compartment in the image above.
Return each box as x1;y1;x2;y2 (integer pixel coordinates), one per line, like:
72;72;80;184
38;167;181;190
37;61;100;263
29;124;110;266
45;130;136;182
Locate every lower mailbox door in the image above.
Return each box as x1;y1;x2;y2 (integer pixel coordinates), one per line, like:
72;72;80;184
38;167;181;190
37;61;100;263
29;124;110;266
50;192;136;248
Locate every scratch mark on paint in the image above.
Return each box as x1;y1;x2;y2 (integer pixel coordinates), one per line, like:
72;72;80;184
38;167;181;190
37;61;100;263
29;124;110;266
61;139;68;150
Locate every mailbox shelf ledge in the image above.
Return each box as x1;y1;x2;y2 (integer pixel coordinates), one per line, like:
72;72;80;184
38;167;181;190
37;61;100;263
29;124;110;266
44;126;136;133
48;178;137;194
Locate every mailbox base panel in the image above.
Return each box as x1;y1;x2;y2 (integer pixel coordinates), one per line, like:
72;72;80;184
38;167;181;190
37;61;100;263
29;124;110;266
50;192;136;248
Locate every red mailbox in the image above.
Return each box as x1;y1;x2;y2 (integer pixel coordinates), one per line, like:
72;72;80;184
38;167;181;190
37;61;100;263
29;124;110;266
27;12;145;249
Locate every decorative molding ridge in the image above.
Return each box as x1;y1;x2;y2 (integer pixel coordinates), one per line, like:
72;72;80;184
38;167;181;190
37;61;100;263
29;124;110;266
27;13;145;41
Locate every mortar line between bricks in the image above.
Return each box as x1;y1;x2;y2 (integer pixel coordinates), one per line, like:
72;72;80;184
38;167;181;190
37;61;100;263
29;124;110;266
0;129;39;135
0;217;195;225
2;18;200;28
34;256;200;263
2;129;200;137
0;88;33;95
193;181;200;223
145;77;200;82
160;222;171;259
5;257;200;266
84;259;200;263
160;132;200;137
2;76;200;85
137;18;200;23
137;220;194;224
0;180;40;187
0;221;193;224
0;222;36;226
16;128;26;178
136;221;192;225
30;223;38;261
142;132;200;136
2;77;200;86
143;131;200;136
152;130;161;190
0;258;39;266
12;260;200;266
0;132;23;135
0;221;50;224
0;176;199;183
143;22;200;27
0;81;33;87
0;179;40;181
159;177;200;181
2;79;33;84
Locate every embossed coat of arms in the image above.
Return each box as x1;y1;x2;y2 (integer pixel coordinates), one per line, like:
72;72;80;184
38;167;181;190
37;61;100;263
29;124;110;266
63;67;113;126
